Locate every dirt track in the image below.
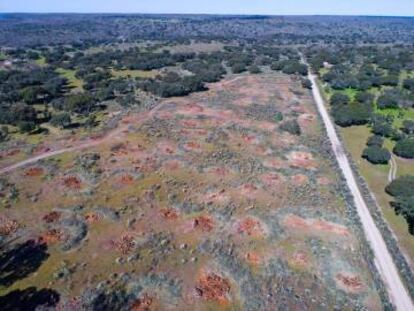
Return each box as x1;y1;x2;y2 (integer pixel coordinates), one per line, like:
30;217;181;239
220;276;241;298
306;64;413;310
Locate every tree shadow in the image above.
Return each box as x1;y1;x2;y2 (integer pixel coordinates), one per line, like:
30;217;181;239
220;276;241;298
0;287;60;311
0;239;49;287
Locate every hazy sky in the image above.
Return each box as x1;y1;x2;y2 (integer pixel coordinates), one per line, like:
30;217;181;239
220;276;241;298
1;0;414;16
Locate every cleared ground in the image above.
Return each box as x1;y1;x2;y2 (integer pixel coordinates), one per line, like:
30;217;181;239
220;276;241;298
0;73;384;310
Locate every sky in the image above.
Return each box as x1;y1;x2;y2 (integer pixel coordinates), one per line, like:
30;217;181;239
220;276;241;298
1;0;414;17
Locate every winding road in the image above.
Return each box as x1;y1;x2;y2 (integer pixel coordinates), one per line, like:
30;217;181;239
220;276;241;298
305;60;413;310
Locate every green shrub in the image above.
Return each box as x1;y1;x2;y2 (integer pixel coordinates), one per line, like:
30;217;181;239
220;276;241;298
386;175;414;197
248;65;261;74
279;119;301;136
330;93;349;106
366;135;384;147
50;112;71;129
393;137;414;159
332;103;371;127
273;112;283;122
362;146;391;164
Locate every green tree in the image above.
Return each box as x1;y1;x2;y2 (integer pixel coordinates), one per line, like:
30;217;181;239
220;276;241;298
50;112;71;129
393;137;414;159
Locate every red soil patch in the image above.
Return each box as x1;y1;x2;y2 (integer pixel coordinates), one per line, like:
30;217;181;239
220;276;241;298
162;160;182;171
236;217;265;237
180;128;209;137
260;172;285;189
202;189;230;205
180;119;200;128
291;105;307;114
183;141;202;153
39;229;63;244
156;141;177;155
84;212;101;224
115;234;135;254
193;216;214;232
133;156;158;172
111;142;129;156
62;175;83;190
253;145;271;156
118;174;135;185
239;184;260;199
263;158;285;169
4;149;20;157
205;166;231;178
336;273;364;293
256;121;277;131
313;220;350;236
245;252;261;265
179;103;205;115
25;167;44;177
288;151;317;170
195;273;231;304
160;208;178;220
283;214;350;237
131;293;154;311
317;177;331;186
290;251;308;267
0;217;18;236
242;134;259;144
298;113;316;128
291;174;309;186
42;211;61;224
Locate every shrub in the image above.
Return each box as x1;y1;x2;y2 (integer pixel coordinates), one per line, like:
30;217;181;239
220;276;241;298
403;78;414;92
273;112;283;122
362;146;391;164
402;120;414;135
355;91;374;104
50;112;71;129
372;121;394;137
377;94;398;109
366;135;384;147
18;121;36;133
386;175;414;197
330;93;349;106
391;196;414;234
332;103;371;127
248;65;261;74
386;175;414;235
279;119;301;135
393;137;414;159
301;78;312;89
0;126;9;142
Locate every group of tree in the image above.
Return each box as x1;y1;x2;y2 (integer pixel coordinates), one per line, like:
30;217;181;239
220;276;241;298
386;175;414;234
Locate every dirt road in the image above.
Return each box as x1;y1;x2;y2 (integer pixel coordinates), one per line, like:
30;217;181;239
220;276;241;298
306;64;413;310
388;155;398;183
0;106;162;175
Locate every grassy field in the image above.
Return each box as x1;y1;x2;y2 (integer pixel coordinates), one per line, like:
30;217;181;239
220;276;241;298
56;68;83;90
317;70;414;266
35;56;47;66
341;126;414;263
110;68;158;79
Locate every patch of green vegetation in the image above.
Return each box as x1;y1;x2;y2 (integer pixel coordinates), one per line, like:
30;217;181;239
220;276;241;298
56;68;83;90
341;125;414;260
35;56;47;66
0;51;7;61
110;68;158;79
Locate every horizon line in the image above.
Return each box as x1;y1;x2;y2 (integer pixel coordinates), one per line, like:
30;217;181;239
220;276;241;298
2;12;414;18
